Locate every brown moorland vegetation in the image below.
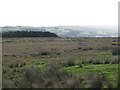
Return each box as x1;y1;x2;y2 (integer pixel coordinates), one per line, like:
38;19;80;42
2;37;119;88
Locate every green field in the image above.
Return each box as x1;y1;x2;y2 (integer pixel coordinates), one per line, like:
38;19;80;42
1;26;118;37
2;37;119;88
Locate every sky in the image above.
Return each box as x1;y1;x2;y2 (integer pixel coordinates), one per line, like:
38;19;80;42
0;0;119;27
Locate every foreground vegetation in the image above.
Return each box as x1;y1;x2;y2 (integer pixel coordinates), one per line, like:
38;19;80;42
2;37;119;88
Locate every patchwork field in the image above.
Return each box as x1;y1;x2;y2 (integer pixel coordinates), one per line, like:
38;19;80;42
2;37;119;88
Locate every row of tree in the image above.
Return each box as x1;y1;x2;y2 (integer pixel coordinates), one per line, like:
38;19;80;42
2;31;58;38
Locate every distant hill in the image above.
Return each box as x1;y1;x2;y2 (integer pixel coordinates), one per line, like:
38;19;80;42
1;25;118;37
1;26;45;32
45;25;118;37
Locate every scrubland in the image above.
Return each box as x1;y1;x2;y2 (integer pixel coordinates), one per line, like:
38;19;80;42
2;37;119;88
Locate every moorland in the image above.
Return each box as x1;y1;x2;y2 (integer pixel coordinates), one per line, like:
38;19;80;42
2;37;119;88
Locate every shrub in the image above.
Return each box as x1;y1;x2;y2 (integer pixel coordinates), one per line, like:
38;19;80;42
2;79;15;88
34;51;62;56
66;77;80;88
111;47;120;55
111;57;118;64
8;61;26;68
75;61;82;68
21;64;69;88
20;64;81;88
3;66;114;88
21;67;46;88
77;47;81;49
93;61;101;64
62;58;75;67
103;58;110;64
81;73;112;88
13;78;32;88
101;47;110;50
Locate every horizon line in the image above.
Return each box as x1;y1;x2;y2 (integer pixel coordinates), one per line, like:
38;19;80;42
1;25;118;27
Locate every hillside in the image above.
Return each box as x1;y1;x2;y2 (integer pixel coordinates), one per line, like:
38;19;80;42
45;26;118;37
1;25;118;37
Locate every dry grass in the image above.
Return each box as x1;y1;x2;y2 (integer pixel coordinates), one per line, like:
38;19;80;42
2;37;119;88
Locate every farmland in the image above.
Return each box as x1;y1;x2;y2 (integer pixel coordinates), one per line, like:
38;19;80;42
2;37;119;88
1;26;118;37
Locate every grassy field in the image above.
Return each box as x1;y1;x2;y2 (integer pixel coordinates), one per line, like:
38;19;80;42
2;37;119;88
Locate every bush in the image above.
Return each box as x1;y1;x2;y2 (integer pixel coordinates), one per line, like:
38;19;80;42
81;73;112;88
3;66;113;88
2;79;15;88
19;64;81;88
111;57;118;64
101;47;110;50
20;65;69;88
62;58;75;67
111;47;120;55
34;51;62;56
8;61;26;68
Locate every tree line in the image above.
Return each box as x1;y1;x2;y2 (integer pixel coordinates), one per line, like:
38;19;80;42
2;31;58;38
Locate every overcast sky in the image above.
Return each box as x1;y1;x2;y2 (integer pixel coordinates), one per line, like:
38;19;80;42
0;0;119;27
